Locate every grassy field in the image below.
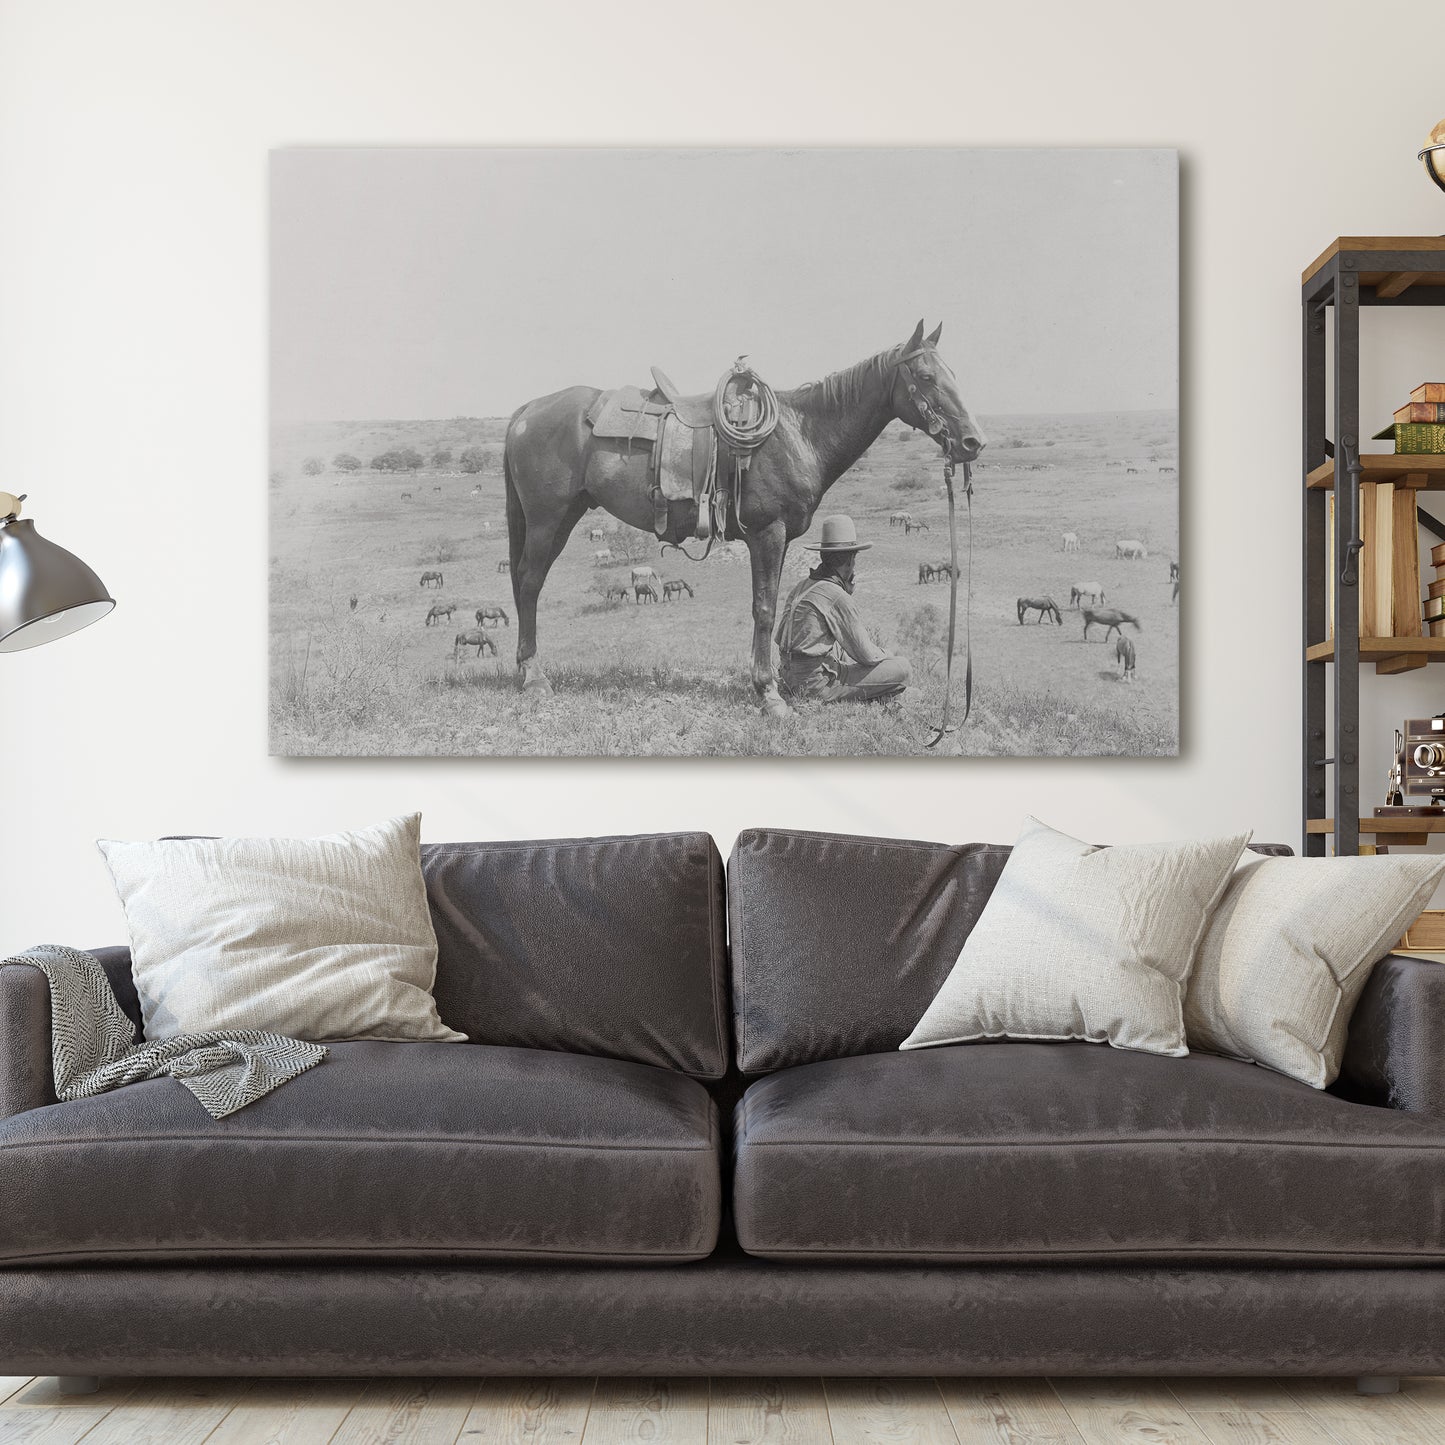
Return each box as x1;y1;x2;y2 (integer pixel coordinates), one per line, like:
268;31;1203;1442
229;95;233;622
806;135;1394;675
269;410;1178;757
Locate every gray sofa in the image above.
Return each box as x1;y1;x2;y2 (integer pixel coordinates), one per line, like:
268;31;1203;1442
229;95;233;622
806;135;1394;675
2;826;1445;1383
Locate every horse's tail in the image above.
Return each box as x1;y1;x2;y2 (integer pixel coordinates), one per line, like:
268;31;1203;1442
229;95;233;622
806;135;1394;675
502;412;527;610
1129;616;1142;632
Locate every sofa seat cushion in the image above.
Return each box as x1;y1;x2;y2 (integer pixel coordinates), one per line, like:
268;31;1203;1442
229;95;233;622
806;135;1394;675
733;1042;1445;1264
0;1042;719;1266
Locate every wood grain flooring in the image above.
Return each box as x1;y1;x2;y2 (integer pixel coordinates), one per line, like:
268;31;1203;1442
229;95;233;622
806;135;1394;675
0;1376;1439;1444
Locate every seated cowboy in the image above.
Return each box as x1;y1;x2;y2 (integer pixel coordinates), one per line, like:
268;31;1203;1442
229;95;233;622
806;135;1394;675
774;515;911;704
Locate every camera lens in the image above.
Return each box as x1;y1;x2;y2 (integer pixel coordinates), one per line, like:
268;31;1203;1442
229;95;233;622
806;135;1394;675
1415;742;1445;770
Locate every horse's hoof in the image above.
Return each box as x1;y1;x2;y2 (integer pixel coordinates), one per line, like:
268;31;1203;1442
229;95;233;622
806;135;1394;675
522;673;552;696
761;697;790;719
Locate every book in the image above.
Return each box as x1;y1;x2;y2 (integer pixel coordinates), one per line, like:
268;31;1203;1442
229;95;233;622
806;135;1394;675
1424;595;1445;621
1361;481;1378;636
1393;484;1422;637
1375;482;1396;633
1433;541;1445;568
1399;911;1445;951
1396;402;1445;423
1432;578;1445;600
1412;382;1445;404
1432;618;1445;636
1370;422;1445;453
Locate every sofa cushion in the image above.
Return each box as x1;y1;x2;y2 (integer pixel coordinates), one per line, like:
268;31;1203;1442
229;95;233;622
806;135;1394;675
0;1042;720;1266
733;1042;1445;1263
727;827;1294;1074
425;833;729;1078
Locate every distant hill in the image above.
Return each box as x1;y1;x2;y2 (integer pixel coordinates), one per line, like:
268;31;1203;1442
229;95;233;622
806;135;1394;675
271;417;509;477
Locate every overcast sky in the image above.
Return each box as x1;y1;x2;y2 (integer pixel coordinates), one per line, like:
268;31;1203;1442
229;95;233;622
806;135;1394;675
271;148;1176;422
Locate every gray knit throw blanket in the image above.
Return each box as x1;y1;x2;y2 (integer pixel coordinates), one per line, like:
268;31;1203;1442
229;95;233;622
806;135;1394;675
2;944;327;1118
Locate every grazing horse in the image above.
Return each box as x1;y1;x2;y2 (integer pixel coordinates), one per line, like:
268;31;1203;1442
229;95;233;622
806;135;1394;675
630;565;662;604
502;319;984;714
663;578;694;601
588;526;607;541
890;511;912;529
920;559;953;584
1168;559;1180;582
401;492;413;501
475;606;510;628
604;583;631;603
454;628;497;659
592;548;613;565
918;562;934;584
1117;635;1137;681
425;602;456;626
1082;606;1140;641
420;570;444;588
496;559;510;573
1061;531;1079;553
1017;596;1062;625
903;517;930;535
348;594;358;612
1070;582;1105;609
470;485;483;498
1115;539;1147;560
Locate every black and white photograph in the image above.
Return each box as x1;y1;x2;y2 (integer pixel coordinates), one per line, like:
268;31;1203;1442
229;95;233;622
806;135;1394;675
270;147;1179;757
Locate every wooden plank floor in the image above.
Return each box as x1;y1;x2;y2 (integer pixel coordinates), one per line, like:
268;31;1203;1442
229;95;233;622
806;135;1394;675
1;1375;1443;1444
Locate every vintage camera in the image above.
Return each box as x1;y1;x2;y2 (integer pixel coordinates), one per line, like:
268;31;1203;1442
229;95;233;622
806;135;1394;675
1386;717;1445;809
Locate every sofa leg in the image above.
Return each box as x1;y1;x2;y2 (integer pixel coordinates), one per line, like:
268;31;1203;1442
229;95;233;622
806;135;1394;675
56;1376;100;1395
1356;1376;1400;1395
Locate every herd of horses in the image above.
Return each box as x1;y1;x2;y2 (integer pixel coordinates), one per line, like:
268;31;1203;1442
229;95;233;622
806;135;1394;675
1002;534;1177;683
604;565;696;604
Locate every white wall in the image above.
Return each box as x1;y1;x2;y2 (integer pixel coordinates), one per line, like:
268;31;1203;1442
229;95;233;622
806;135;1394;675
1;0;1442;947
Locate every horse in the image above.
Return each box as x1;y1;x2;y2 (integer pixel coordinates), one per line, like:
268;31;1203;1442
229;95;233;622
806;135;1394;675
420;570;444;589
1158;465;1175;475
631;565;662;604
1115;539;1147;560
425;602;456;626
592;548;613;566
348;594;358;612
432;485;442;493
470;486;483;498
588;526;607;541
1070;582;1105;608
917;562;935;584
1082;606;1141;641
401;491;413;501
502;319;984;714
903;517;930;535
1125;468;1140;476
475;606;510;628
663;579;694;601
1061;531;1079;553
604;583;631;603
1117;635;1137;681
1168;559;1180;582
890;511;912;529
1017;596;1062;625
496;559;510;574
921;560;953;584
454;628;497;660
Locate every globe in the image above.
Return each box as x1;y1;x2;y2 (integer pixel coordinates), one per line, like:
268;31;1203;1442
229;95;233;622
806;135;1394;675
1422;119;1445;193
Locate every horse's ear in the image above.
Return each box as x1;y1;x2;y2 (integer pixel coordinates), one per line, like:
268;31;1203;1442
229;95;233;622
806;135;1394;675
906;318;925;351
926;321;943;346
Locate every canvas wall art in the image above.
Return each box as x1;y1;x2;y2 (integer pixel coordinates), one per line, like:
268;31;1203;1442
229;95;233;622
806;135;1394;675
270;147;1179;757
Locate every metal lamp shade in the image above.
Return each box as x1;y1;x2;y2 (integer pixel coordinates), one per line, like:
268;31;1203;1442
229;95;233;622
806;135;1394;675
1422;121;1445;194
0;519;114;653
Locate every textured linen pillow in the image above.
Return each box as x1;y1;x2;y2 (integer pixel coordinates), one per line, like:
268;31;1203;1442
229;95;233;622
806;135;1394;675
1185;852;1445;1088
900;817;1251;1057
97;813;464;1043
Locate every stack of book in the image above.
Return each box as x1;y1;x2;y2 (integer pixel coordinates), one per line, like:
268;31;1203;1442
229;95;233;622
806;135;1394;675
1327;481;1422;638
1373;382;1445;454
1427;543;1445;636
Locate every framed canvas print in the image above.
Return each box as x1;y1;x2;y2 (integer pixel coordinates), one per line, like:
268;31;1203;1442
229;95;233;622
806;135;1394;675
270;147;1178;757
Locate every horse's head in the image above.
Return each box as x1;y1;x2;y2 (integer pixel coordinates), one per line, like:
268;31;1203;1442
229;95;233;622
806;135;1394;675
891;320;986;467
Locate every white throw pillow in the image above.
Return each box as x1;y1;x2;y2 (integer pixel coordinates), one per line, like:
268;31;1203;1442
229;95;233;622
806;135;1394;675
900;817;1251;1057
97;813;464;1044
1185;853;1445;1088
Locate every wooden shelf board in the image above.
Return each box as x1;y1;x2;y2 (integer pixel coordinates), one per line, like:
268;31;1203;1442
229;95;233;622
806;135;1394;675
1307;816;1445;835
1302;236;1445;286
1307;455;1445;490
1307;636;1445;667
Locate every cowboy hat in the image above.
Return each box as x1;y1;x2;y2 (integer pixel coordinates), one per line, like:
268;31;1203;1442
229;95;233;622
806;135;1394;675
804;514;872;553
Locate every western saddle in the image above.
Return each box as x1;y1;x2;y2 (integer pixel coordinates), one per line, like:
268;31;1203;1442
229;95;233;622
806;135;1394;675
584;358;778;546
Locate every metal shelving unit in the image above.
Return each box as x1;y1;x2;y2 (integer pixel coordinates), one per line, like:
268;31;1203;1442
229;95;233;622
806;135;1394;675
1303;237;1445;855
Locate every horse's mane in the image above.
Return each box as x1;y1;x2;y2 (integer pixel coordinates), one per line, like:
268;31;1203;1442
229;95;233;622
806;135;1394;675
780;341;903;416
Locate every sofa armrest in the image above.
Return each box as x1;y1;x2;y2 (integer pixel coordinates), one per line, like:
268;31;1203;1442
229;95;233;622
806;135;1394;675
0;961;56;1120
1339;954;1445;1115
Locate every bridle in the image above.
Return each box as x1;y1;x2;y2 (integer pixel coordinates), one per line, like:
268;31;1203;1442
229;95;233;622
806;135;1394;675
889;346;974;746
